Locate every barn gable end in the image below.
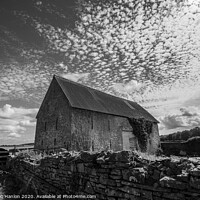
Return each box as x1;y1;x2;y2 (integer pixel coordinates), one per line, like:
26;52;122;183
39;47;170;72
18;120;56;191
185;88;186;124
34;77;71;151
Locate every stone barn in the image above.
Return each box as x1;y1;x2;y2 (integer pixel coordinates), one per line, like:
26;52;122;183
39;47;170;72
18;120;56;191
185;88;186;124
34;75;159;153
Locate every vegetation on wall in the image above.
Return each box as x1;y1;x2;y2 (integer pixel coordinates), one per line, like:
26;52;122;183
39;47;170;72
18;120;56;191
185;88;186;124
130;118;152;152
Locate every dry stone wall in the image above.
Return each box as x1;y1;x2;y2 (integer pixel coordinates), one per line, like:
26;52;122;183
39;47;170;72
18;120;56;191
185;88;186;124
8;151;200;200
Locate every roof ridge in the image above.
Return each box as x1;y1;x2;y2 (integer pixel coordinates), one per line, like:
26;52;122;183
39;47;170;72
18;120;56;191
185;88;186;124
54;74;138;104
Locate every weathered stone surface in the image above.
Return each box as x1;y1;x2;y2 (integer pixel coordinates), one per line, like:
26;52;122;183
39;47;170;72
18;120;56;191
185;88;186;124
84;181;95;194
190;176;200;189
99;174;109;185
77;163;84;173
111;169;121;175
176;173;189;182
153;169;160;180
96;156;105;164
106;151;130;163
109;175;122;180
119;186;138;195
160;176;187;190
122;169;131;180
189;168;200;177
162;192;185;200
107;179;116;186
79;151;97;162
141;190;153;200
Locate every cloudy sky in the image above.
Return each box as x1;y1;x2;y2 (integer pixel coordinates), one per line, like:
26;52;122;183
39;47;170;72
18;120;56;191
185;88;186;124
1;0;200;145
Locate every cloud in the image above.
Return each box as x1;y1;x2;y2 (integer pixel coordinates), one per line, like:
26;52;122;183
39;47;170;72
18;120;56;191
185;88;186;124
19;120;36;126
61;72;90;82
112;80;143;94
0;104;38;118
159;106;200;130
8;132;21;138
0;104;38;139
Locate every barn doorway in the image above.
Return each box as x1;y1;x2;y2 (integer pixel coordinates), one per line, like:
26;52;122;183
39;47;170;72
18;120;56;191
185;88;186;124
122;131;137;151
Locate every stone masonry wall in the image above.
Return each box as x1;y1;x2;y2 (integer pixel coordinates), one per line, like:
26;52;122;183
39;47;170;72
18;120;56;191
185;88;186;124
71;108;133;152
147;123;160;154
34;78;71;151
8;151;200;200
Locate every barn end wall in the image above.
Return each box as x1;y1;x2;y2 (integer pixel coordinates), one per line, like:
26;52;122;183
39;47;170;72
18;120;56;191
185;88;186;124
147;123;160;154
34;79;71;151
71;108;133;152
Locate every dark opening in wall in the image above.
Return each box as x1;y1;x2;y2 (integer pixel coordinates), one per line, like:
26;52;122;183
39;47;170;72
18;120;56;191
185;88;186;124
108;120;110;131
44;122;47;131
54;138;56;146
91;114;93;129
92;140;94;151
56;118;58;130
41;140;43;146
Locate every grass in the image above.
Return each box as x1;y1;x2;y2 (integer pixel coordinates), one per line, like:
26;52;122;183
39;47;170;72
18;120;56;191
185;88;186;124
132;150;166;162
14;150;47;162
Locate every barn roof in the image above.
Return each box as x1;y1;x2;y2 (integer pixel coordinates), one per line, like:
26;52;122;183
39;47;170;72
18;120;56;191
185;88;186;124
54;75;159;123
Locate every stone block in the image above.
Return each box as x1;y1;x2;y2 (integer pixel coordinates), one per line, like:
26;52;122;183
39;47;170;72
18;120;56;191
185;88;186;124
160;176;187;190
153;169;160;180
162;192;185;200
190;176;200;189
189;168;200;177
96;157;105;164
119;186;140;196
141;190;153;200
94;186;105;194
99;174;109;185
122;169;131;180
89;176;99;183
121;180;132;186
77;163;84;173
84;181;95;194
96;183;107;189
111;169;121;175
97;168;110;174
79;151;96;163
107;189;120;197
91;168;97;176
107;197;116;200
107;179;117;186
70;163;76;172
109;175;122;180
176;173;189;182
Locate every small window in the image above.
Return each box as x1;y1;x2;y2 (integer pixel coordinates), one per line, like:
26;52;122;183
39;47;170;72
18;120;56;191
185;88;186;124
44;122;47;131
41;140;43;146
56;118;58;130
92;140;94;151
108;120;110;131
109;139;112;149
54;138;57;146
91;114;93;129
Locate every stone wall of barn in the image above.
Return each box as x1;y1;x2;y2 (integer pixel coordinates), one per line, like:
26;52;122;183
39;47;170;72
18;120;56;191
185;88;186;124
71;108;133;152
147;123;160;154
34;79;71;151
